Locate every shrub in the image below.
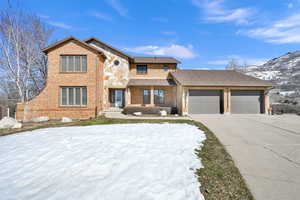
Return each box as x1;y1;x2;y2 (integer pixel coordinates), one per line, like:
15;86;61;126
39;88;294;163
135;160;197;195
123;106;173;115
271;104;300;115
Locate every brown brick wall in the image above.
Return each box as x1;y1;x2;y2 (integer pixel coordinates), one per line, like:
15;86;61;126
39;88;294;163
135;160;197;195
16;40;105;120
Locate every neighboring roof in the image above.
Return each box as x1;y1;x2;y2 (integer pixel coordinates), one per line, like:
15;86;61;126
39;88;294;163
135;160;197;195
171;70;275;87
42;37;106;58
133;57;181;64
84;37;133;59
128;79;176;86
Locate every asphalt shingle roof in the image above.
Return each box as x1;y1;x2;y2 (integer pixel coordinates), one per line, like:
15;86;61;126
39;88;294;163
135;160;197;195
171;70;275;87
133;57;181;64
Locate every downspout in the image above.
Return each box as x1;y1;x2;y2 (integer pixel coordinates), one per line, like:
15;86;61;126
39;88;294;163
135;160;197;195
95;56;100;118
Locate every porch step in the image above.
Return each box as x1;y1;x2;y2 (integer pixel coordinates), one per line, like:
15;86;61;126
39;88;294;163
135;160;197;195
102;108;124;113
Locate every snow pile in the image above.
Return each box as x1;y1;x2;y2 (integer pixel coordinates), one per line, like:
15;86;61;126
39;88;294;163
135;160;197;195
159;110;167;116
0;117;22;129
61;117;72;123
0;124;206;200
133;112;142;116
33;116;49;122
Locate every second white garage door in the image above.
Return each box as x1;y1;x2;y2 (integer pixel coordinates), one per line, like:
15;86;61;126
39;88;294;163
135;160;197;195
188;90;221;114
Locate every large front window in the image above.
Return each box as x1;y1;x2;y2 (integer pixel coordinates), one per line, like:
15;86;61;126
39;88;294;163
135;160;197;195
60;55;87;72
136;65;147;74
61;87;87;106
154;89;165;104
143;89;150;104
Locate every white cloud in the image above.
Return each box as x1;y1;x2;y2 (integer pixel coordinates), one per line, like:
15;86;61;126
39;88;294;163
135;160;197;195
90;11;112;21
191;0;254;25
106;0;128;17
240;13;300;44
125;44;197;59
207;55;268;66
47;21;72;29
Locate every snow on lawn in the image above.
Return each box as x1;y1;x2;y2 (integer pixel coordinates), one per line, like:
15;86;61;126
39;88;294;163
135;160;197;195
0;123;206;200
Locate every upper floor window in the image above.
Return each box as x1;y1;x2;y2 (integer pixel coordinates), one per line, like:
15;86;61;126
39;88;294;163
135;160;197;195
114;59;120;66
163;65;170;71
136;65;147;74
60;55;87;72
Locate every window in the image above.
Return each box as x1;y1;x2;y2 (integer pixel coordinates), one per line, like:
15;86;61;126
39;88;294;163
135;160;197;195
114;60;120;66
60;87;87;106
143;89;151;104
136;65;147;74
154;89;165;104
163;65;170;71
60;55;87;72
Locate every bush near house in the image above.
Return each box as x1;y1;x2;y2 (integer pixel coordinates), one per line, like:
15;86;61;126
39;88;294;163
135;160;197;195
272;104;300;115
123;106;177;115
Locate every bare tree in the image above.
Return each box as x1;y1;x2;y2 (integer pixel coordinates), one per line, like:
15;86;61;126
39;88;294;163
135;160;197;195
226;58;240;70
0;5;53;103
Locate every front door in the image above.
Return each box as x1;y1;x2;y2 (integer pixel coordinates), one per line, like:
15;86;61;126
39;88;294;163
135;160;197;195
115;90;124;107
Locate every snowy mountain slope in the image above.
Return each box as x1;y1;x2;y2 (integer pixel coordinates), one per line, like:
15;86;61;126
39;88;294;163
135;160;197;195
238;51;300;97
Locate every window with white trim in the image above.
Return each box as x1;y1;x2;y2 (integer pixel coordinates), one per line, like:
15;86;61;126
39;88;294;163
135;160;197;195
60;55;87;72
60;87;87;106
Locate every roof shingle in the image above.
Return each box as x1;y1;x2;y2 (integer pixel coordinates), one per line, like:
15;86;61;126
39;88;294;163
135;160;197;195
171;70;275;87
133;57;181;64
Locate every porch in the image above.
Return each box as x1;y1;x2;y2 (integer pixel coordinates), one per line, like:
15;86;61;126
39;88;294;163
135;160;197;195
107;79;177;113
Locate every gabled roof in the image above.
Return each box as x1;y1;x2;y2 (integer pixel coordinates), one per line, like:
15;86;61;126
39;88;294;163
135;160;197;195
171;70;275;87
128;79;176;86
42;37;106;58
133;57;181;64
84;37;133;59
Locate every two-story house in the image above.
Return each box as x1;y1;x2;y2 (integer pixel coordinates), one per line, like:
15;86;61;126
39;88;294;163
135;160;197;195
16;37;274;120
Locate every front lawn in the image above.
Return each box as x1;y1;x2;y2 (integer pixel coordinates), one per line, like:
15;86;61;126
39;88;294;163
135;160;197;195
0;117;254;200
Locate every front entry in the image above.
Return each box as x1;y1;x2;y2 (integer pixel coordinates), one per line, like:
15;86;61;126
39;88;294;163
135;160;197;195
109;89;125;107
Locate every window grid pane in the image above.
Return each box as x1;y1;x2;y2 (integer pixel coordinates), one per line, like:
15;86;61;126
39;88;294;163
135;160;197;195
82;56;87;72
75;56;81;72
61;56;67;72
75;87;81;105
82;87;87;105
61;88;67;105
143;90;150;104
68;88;74;105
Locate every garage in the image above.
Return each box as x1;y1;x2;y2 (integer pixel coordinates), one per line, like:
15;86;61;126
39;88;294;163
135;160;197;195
231;90;264;114
188;90;222;114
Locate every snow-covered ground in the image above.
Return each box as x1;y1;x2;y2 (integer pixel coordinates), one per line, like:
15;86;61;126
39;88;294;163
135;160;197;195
0;123;206;200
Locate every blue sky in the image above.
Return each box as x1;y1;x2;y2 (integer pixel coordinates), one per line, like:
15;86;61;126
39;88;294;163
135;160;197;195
4;0;300;69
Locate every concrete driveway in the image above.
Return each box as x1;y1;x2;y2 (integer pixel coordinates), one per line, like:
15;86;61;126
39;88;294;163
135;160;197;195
192;114;300;200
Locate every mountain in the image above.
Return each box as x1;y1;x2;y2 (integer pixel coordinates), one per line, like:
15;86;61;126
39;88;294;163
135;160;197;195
236;51;300;102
